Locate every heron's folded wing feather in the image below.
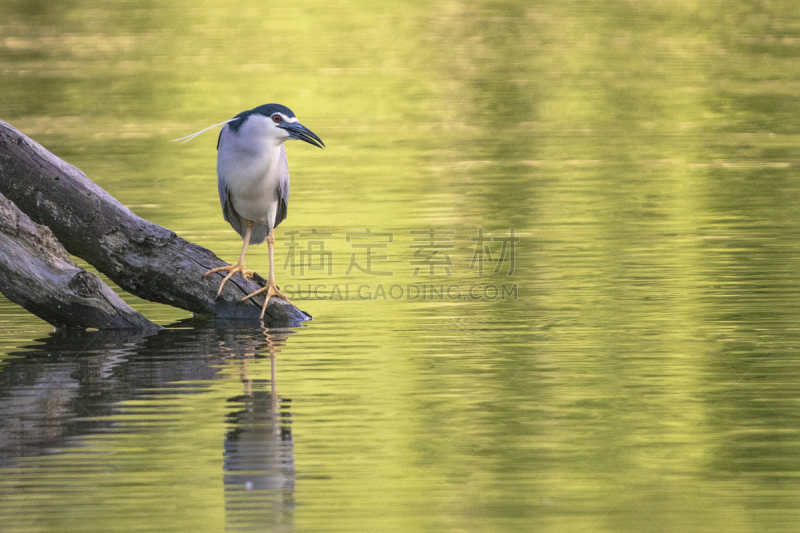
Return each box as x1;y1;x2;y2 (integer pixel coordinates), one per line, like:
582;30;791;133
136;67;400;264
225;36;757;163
274;145;290;228
218;178;244;237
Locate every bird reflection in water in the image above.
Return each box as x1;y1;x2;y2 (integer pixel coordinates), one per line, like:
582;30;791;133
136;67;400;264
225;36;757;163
222;328;295;532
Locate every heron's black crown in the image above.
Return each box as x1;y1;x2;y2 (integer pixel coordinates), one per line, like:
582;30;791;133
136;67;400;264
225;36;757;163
227;104;296;133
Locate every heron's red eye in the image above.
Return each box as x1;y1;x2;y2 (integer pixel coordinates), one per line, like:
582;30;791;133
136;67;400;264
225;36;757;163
271;114;282;124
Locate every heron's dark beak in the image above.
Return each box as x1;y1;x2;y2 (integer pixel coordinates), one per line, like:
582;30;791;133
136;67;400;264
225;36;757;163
279;121;325;148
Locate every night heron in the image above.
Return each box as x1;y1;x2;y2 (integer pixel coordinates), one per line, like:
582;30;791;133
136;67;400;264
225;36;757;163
185;104;324;318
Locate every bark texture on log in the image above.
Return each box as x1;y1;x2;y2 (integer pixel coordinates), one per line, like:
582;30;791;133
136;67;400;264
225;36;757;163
0;120;310;324
0;193;158;329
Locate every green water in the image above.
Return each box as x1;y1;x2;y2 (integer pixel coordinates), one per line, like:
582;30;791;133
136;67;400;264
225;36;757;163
2;1;800;531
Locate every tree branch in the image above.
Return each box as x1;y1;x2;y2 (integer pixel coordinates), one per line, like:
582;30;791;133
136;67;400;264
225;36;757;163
0;120;310;324
0;192;157;329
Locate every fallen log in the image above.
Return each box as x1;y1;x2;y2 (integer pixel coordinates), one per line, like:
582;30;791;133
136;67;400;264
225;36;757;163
0;120;310;324
0;192;157;329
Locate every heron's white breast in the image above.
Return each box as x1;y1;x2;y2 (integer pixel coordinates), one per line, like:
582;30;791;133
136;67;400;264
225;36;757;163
217;120;283;225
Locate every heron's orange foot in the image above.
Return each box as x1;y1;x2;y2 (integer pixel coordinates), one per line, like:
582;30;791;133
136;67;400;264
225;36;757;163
240;281;291;319
203;263;254;296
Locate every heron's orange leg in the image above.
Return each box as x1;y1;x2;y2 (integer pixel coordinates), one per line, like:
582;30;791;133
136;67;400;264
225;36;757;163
204;221;254;296
240;228;291;318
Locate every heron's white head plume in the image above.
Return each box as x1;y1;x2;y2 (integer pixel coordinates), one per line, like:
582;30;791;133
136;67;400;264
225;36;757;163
171;119;235;143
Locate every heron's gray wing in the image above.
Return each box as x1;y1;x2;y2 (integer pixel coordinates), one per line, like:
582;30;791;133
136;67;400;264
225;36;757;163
274;144;290;228
218;172;244;238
